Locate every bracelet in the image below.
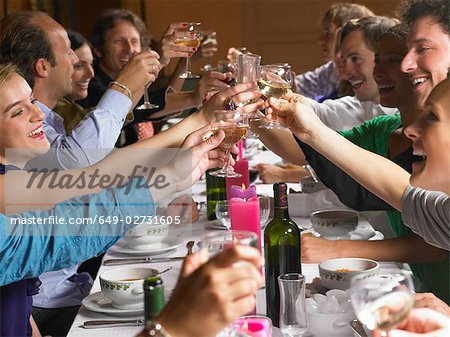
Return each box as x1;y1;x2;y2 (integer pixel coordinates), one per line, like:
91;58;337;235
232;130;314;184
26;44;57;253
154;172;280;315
108;81;132;99
146;321;171;337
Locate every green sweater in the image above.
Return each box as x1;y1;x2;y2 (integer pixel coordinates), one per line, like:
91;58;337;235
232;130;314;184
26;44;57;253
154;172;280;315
339;114;449;304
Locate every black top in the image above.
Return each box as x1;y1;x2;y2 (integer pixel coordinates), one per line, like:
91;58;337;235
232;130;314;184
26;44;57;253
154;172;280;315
295;138;414;211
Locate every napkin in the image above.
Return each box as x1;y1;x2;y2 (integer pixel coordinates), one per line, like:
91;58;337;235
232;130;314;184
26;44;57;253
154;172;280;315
288;188;349;217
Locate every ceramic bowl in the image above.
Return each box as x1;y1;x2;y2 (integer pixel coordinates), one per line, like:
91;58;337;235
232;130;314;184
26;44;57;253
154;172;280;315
99;267;159;309
307;307;356;336
124;222;169;249
319;258;379;290
300;176;327;193
310;209;358;238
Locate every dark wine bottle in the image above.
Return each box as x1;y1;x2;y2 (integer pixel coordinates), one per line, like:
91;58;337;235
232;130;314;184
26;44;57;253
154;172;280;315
136;276;165;336
206;168;226;220
264;182;302;327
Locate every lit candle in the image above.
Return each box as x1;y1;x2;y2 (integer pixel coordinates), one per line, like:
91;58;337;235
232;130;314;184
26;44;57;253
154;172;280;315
234;316;271;337
229;195;261;249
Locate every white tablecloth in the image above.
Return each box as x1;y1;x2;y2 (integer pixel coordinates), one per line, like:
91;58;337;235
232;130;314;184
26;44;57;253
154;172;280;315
67;147;401;337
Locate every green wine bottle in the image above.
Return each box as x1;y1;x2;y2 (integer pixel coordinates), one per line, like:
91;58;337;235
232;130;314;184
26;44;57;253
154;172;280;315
264;182;302;327
206;168;226;220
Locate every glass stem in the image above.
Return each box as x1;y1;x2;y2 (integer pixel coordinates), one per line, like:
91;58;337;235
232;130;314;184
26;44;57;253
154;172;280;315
186;57;191;75
222;148;232;172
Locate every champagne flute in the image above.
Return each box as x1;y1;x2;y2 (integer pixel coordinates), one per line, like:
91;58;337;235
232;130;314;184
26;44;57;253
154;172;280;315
209;110;249;178
135;83;159;110
258;63;293;130
350;271;415;337
176;22;202;79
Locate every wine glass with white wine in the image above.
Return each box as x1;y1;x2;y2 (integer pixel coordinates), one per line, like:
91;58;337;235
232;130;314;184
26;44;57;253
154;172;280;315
175;22;202;79
350;271;415;337
209;110;249;178
258;63;293;129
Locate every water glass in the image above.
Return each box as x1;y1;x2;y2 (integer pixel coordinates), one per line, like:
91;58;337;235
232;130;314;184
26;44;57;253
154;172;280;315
278;273;308;336
200;230;258;258
215;200;231;230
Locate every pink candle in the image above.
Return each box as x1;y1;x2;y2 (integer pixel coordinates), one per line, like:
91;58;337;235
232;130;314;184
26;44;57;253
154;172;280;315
229;196;261;249
226;159;250;199
229;184;257;200
234;317;271;337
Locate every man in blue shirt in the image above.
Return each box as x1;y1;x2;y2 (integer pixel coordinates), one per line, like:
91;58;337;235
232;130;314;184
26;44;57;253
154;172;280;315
0;10;162;169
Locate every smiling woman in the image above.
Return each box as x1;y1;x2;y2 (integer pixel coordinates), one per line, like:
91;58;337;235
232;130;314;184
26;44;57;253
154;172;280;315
0;64;50;161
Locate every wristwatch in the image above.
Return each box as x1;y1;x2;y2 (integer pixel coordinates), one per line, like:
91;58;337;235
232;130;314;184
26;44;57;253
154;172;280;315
146;321;171;337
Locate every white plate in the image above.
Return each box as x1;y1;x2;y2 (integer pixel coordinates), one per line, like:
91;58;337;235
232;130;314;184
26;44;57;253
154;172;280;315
320;227;384;241
206;220;229;230
112;237;182;255
82;292;143;315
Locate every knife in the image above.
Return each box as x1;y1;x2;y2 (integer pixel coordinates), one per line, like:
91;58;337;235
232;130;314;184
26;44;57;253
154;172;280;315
83;318;144;328
103;256;185;266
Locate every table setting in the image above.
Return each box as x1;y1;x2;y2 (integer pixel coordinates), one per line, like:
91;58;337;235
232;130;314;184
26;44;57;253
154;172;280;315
64;141;407;337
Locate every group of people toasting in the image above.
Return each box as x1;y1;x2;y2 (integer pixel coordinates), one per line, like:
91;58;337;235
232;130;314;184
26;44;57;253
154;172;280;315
0;0;449;336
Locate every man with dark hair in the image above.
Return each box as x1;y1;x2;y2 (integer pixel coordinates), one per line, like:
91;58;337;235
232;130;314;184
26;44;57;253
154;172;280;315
397;0;450;109
0;10;161;168
81;8;228;146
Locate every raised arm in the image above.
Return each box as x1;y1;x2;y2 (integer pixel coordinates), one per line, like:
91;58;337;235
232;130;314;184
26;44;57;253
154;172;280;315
267;97;410;210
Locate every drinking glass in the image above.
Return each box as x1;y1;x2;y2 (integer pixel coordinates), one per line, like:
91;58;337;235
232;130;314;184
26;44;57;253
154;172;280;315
176;22;202;79
209;110;249;178
350;271;415;337
258;194;270;229
236;53;262;138
278;273;308;336
200;230;258;257
200;30;216;72
215;200;231;230
135;83;159;110
258;64;293;130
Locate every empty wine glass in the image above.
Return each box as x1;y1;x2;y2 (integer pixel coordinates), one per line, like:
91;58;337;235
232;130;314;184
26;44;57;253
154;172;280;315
176;22;202;79
209;110;249;178
258;194;271;229
136;83;159;110
350;271;415;337
200;30;216;72
258;63;293;130
215;200;231;230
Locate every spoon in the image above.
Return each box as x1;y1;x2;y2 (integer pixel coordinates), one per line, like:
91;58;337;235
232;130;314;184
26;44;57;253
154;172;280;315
186;240;195;255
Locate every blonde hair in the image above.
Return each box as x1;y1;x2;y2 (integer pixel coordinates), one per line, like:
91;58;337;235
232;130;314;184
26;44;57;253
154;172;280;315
0;63;19;89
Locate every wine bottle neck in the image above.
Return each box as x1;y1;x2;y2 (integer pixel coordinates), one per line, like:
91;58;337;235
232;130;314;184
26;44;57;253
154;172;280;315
273;206;290;219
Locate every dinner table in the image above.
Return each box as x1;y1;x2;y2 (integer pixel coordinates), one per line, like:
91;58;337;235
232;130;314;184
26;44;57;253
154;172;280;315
66;145;404;337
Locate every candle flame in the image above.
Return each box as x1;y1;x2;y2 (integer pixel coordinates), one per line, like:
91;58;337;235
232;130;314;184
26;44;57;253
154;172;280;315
242;320;249;331
242;183;246;190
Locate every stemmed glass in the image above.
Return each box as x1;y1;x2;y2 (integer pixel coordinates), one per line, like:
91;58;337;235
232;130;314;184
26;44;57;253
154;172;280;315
258;63;293;129
215;200;231;230
135;83;159;110
258;194;271;229
176;22;202;79
350;271;415;337
209;110;249;178
200;30;216;72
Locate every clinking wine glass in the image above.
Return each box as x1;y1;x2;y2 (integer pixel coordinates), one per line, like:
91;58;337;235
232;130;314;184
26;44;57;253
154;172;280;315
209;110;249;178
350;271;415;337
136;82;159;110
176;22;202;79
258;63;293;130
